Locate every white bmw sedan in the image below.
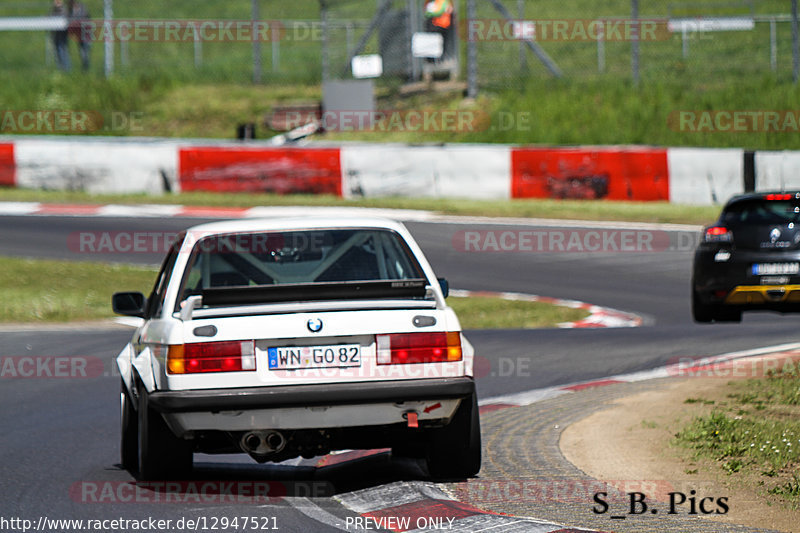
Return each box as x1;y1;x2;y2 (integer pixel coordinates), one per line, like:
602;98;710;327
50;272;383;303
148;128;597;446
114;217;480;481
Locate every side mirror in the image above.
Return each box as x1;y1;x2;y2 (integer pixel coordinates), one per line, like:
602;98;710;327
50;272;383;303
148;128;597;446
112;292;146;318
437;278;449;299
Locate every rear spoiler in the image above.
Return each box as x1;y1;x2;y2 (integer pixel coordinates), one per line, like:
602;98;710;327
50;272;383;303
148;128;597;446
176;279;438;321
178;298;437;321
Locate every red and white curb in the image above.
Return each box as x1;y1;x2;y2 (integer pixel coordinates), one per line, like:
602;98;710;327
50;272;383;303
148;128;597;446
331;481;596;533
478;342;800;411
449;289;643;329
0;201;701;232
0;201;437;221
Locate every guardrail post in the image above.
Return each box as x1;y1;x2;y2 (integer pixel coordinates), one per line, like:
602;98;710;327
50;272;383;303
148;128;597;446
252;0;262;83
467;0;478;98
103;0;113;77
631;0;640;85
793;0;799;83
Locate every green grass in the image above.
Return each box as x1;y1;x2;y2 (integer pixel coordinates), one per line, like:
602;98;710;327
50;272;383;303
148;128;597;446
458;77;800;150
448;294;589;329
0;256;586;326
0;256;156;322
675;362;800;508
0;188;721;225
0;1;798;147
5;73;800;149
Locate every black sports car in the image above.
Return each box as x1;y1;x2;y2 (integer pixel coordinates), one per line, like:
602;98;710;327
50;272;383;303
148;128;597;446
693;192;800;323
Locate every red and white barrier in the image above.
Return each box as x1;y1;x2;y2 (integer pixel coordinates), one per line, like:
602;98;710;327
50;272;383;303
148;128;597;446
667;148;744;205
340;144;510;199
0;142;15;187
511;146;669;201
754;151;800;192
0;136;794;206
179;146;341;195
12;138;179;194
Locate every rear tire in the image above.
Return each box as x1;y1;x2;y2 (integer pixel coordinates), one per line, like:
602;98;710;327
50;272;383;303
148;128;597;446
693;291;742;323
120;379;138;472
426;392;481;480
137;382;192;480
692;290;714;323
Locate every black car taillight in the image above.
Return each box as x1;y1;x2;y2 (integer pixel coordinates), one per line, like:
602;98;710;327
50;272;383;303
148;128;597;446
704;226;733;244
763;193;794;201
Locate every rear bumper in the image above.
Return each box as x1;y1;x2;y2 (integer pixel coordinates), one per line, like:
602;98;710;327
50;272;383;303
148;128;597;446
724;284;800;305
150;377;475;434
148;377;475;413
694;248;800;308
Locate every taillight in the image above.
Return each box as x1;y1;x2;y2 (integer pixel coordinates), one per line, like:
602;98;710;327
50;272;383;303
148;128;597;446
376;332;462;365
167;340;255;374
704;226;733;243
764;193;794;201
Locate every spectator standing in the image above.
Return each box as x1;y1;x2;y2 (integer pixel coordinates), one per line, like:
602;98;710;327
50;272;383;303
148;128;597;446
51;0;91;71
423;0;454;60
67;0;91;71
424;0;453;31
51;0;70;71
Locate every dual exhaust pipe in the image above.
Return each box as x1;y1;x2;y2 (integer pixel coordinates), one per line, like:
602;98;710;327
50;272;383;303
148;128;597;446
240;430;286;456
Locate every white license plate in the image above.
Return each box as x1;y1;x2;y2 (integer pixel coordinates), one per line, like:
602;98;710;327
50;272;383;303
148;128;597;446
268;344;361;370
752;263;800;276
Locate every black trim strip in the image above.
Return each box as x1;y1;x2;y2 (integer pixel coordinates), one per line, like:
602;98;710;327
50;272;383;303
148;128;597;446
148;377;475;413
202;279;428;306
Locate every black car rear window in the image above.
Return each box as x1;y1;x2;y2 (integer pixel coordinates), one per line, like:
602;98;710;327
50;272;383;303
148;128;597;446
722;199;800;225
177;228;427;307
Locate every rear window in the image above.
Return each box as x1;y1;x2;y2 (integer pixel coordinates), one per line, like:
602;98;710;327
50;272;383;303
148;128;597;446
722;199;800;225
177;228;427;306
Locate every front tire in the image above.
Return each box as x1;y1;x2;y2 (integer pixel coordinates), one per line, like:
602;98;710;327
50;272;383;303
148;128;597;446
137;382;192;480
426;392;481;480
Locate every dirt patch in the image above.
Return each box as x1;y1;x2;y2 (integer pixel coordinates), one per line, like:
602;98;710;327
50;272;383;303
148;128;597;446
560;377;800;533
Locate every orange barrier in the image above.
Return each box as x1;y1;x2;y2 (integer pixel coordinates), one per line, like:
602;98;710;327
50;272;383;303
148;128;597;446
179;147;342;195
511;147;669;201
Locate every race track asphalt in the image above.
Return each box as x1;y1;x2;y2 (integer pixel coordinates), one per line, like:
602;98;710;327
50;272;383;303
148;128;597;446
1;213;796;531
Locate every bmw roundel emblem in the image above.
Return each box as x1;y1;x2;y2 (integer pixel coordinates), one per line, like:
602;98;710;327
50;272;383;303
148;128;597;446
307;318;323;333
770;228;782;243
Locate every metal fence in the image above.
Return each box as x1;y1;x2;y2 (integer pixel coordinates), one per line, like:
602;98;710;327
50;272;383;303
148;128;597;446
0;1;335;83
466;0;800;93
0;0;798;92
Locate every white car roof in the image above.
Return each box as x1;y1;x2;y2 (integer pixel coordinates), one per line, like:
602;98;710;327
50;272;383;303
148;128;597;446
184;216;409;235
